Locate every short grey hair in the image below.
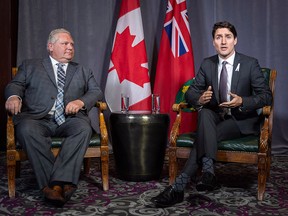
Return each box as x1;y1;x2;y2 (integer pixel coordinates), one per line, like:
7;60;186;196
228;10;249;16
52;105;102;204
47;28;72;52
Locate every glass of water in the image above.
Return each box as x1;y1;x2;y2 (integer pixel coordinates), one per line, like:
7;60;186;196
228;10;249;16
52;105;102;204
152;94;160;114
121;94;129;113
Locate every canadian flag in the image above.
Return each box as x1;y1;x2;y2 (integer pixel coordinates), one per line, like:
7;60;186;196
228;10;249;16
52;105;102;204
105;0;151;112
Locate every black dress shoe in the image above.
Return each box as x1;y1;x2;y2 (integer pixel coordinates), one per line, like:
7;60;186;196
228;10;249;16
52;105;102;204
196;172;220;191
150;185;184;208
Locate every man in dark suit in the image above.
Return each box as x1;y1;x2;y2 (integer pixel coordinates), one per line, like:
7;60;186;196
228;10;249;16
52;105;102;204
151;21;272;207
5;28;103;206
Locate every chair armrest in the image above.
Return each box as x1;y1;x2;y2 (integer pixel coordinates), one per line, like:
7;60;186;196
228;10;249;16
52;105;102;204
95;101;108;148
96;101;107;112
258;104;273;155
170;102;190;147
6;115;16;151
262;105;271;116
172;103;189;112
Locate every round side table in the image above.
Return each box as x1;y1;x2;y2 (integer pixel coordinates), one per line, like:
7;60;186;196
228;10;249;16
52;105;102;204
110;111;170;181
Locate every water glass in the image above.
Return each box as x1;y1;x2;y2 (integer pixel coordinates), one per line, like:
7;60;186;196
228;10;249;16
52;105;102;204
152;94;160;114
121;94;129;113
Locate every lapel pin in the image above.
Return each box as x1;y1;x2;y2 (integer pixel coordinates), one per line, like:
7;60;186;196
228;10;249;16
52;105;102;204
235;63;240;71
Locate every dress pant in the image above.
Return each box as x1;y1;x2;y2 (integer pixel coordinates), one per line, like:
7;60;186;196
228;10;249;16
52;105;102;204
183;108;242;175
15;115;92;189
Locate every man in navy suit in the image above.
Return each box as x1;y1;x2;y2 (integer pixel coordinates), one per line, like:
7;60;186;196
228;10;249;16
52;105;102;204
151;21;272;208
5;28;103;206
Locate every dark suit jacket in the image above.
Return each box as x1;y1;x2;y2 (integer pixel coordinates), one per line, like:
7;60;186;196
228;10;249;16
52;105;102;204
5;58;103;125
185;52;272;134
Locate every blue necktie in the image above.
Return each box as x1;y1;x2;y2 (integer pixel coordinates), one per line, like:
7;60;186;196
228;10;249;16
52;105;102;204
55;63;66;125
219;61;228;103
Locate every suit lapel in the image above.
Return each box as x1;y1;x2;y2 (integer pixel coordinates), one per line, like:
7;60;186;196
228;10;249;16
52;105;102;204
42;58;57;87
231;53;241;94
65;63;77;90
211;56;220;102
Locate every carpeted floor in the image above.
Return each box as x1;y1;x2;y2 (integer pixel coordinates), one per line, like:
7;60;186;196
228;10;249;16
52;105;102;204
1;152;288;216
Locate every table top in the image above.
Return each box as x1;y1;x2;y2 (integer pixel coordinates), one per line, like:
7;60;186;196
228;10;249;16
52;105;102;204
112;111;167;115
110;111;170;123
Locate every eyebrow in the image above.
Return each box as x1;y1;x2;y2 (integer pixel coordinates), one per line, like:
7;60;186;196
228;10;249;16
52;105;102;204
215;33;233;37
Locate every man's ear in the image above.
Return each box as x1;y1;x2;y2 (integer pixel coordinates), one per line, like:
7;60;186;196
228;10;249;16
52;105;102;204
47;43;53;52
234;37;238;46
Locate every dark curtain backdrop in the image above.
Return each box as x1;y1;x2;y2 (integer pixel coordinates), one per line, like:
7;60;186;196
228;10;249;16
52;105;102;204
17;0;288;154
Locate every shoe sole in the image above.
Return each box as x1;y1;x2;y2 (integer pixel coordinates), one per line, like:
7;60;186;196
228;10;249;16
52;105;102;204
196;183;220;192
45;197;66;207
151;199;183;208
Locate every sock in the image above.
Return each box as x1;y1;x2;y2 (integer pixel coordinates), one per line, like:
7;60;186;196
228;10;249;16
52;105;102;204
202;156;214;175
49;181;64;188
172;172;190;191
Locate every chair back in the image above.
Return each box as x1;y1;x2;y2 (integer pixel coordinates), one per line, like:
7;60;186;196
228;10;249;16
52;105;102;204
174;78;195;112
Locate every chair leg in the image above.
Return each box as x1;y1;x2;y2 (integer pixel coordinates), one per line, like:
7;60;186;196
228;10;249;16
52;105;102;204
258;154;268;201
169;147;178;185
16;161;21;178
267;154;271;178
83;158;91;175
7;151;17;198
101;146;109;191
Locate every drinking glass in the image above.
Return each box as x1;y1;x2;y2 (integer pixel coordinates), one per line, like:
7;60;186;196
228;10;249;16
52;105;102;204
121;94;129;113
152;94;160;114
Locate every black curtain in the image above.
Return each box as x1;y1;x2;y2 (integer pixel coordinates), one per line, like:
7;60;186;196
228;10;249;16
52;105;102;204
17;0;288;154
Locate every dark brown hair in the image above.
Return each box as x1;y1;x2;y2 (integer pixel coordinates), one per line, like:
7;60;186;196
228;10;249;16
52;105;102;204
212;21;237;39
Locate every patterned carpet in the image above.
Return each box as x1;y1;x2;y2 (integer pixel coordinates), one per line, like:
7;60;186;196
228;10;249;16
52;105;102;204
1;152;288;216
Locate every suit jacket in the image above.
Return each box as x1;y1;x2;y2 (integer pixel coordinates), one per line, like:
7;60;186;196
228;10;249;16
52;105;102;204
5;58;103;125
185;52;272;134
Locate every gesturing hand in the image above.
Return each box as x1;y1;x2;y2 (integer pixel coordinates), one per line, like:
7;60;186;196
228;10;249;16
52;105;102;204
219;92;243;108
198;86;213;105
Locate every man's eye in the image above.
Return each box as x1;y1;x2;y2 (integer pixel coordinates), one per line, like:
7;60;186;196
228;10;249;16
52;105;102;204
61;42;73;46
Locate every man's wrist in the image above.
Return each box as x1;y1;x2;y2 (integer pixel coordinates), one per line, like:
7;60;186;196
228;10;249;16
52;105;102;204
8;95;22;102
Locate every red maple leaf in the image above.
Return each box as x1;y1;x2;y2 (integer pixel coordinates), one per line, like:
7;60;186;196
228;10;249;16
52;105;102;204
109;27;149;87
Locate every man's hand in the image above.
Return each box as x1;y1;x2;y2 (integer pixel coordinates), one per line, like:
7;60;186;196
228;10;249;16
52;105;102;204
219;92;243;108
5;96;22;115
65;99;85;115
198;86;213;105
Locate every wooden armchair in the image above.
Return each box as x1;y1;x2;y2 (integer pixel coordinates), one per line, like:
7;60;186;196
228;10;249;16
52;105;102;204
169;68;277;201
6;68;109;198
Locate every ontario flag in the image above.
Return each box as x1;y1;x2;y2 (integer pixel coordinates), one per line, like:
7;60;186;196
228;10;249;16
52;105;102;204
105;0;151;112
154;0;197;133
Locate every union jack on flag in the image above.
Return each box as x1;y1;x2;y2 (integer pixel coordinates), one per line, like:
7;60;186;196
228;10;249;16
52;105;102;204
153;0;196;134
164;0;191;58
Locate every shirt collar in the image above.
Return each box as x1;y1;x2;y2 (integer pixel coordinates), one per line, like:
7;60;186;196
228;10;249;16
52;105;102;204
218;51;236;66
49;56;68;68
